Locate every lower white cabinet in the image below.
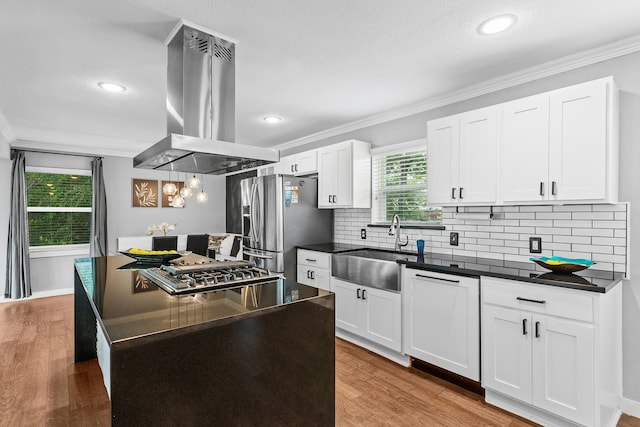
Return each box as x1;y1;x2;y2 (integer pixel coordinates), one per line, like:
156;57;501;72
333;277;402;352
296;249;331;291
482;276;622;427
401;267;480;380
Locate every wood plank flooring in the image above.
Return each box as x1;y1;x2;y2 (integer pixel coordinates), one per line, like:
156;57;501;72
1;295;639;426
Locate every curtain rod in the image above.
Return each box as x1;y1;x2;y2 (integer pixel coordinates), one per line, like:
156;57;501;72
11;148;100;159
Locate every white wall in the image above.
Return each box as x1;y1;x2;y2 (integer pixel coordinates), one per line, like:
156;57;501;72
285;51;640;403
0;135;10;298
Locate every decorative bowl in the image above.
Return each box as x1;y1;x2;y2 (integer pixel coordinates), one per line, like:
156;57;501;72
530;256;594;274
120;249;190;264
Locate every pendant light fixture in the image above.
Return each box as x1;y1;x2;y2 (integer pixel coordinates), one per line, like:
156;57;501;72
180;173;193;198
188;174;201;189
196;175;208;203
163;166;178;196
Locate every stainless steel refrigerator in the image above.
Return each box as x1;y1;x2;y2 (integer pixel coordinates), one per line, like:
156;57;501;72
241;175;333;280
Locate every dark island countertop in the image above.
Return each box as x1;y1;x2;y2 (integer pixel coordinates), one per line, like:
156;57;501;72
296;243;623;293
75;255;332;344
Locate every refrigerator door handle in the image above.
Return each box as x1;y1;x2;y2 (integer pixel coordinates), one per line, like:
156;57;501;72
244;250;274;260
250;182;260;245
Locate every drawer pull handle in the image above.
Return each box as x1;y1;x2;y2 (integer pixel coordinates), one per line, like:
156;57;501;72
535;321;541;338
551;181;557;196
415;274;460;284
357;288;361;299
362;289;366;300
539;182;545;196
310;271;315;280
522;318;528;336
516;297;546;304
305;258;317;262
451;187;457;200
307;270;311;279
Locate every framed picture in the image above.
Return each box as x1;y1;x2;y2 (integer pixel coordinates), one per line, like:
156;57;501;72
132;271;158;293
161;180;184;208
132;179;158;207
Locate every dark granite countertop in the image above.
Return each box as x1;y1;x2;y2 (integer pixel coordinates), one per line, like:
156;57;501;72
74;255;330;344
297;242;367;253
297;244;623;293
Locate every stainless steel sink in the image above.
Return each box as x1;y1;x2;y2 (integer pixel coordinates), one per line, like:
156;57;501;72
331;249;417;292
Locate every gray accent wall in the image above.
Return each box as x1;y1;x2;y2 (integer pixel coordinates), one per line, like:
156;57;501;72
286;51;640;403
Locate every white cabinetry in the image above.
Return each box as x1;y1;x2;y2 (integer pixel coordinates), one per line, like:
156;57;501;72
296;249;331;291
333;277;402;352
317;140;371;208
427;106;498;205
499;77;618;204
402;267;480;380
275;150;318;176
482;276;622;427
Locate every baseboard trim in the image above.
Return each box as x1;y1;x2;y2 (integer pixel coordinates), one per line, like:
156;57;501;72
335;329;410;367
0;287;73;303
621;397;640;418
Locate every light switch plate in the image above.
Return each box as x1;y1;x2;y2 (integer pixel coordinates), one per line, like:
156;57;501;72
529;237;542;253
450;232;459;246
361;229;367;239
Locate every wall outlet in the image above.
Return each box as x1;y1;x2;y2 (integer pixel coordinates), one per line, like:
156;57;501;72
529;237;542;253
450;232;459;246
361;229;367;239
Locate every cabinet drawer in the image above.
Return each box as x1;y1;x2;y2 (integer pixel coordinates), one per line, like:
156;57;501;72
481;277;593;322
296;265;331;291
297;249;331;269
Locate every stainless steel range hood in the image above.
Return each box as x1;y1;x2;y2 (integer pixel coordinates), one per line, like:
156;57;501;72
134;21;278;174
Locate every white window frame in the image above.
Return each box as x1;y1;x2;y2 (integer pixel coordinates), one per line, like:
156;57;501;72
371;139;439;225
26;166;92;257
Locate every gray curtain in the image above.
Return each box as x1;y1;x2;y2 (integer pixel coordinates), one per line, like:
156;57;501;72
90;157;108;257
5;150;31;299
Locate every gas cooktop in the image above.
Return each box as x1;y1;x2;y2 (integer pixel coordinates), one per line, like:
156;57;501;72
139;254;280;295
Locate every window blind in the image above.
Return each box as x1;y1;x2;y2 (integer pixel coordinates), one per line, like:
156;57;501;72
26;171;92;246
371;146;441;223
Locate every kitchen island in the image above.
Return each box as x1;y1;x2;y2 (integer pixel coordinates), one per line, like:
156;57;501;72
74;255;335;426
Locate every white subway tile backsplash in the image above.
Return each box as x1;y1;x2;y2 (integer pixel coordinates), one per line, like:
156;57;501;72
334;204;627;274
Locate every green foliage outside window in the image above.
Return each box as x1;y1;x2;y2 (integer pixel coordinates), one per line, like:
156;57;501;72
26;172;92;246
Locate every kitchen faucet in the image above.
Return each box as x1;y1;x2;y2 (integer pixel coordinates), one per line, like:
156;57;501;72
389;214;409;252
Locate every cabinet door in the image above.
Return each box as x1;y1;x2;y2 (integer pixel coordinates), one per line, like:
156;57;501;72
294;150;318;175
427;115;458;205
362;287;402;352
333;142;353;207
499;94;550;203
333;278;362;334
403;271;480;380
482;305;532;403
549;79;608;201
296;265;331;292
532;315;595;425
458;107;498;204
274;155;296;175
317;147;336;208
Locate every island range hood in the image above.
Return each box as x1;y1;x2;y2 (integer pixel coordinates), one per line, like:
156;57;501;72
134;22;279;175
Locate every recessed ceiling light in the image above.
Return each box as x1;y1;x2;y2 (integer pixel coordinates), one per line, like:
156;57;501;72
98;82;127;93
478;14;517;35
263;115;282;124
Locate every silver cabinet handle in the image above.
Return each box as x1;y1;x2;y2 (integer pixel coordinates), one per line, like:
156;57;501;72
415;273;460;284
539;182;545;196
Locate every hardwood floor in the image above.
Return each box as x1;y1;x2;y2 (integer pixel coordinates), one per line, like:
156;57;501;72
1;295;639;426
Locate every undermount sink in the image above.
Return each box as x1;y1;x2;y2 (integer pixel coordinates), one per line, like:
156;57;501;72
331;249;417;292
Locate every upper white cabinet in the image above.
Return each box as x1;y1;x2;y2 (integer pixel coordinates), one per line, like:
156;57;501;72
427;76;619;206
317;140;371;208
274;150;318;176
500;77;618;204
427;106;498;206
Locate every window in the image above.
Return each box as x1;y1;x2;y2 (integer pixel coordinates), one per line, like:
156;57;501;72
26;167;92;247
371;143;441;224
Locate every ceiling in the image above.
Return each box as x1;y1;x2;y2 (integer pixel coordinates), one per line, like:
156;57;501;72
2;0;640;156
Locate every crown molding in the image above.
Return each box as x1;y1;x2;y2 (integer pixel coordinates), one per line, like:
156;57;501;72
11;128;151;158
272;33;640;151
